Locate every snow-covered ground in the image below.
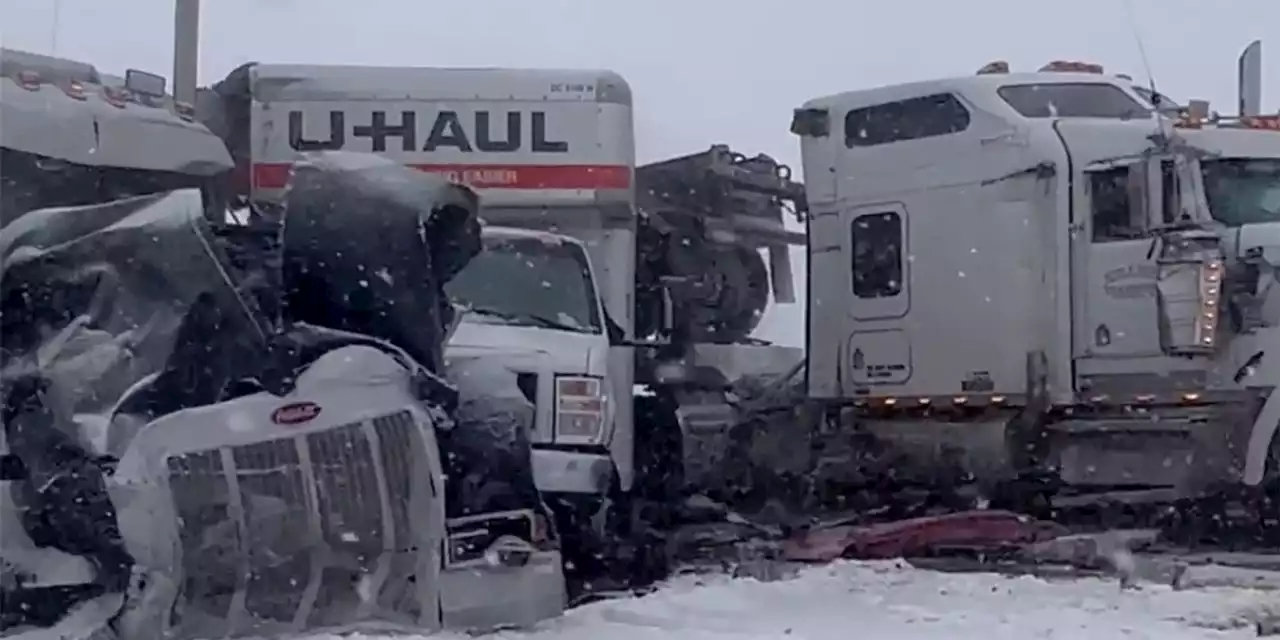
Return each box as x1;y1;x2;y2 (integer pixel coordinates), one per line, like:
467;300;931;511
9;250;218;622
316;560;1277;640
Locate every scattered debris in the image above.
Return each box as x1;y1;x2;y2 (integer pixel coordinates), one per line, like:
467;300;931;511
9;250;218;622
782;510;1068;562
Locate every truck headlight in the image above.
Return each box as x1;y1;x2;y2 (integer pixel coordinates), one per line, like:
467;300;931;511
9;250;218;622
554;375;606;442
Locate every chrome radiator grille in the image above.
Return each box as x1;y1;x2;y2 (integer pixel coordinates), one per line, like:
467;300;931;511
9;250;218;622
165;410;426;637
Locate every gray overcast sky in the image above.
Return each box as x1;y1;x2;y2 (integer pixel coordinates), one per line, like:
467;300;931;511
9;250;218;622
3;0;1277;343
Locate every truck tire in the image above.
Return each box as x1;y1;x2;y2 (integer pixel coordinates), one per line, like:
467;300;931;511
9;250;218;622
626;394;682;586
546;493;606;600
1262;433;1280;546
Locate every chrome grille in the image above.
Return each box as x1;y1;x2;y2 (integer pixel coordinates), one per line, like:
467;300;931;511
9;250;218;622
165;410;424;638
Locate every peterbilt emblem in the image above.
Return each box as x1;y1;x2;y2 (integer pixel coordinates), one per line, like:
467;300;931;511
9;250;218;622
272;401;322;425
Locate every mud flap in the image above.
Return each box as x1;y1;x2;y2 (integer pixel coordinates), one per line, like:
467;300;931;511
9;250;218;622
676;400;737;491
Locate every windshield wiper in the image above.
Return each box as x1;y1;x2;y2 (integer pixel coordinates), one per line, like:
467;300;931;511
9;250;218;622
465;306;587;333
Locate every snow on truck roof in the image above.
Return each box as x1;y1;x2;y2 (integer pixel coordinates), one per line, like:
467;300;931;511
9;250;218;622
248;64;632;105
1179;126;1280;159
800;70;1141;111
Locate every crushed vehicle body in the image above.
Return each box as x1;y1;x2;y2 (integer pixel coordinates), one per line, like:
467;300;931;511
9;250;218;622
1;146;567;635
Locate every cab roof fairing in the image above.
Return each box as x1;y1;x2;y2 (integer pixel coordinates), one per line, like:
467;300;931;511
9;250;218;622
1;75;233;175
797;72;1155;126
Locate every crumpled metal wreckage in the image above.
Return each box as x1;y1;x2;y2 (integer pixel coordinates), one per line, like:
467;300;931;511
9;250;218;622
0;155;564;639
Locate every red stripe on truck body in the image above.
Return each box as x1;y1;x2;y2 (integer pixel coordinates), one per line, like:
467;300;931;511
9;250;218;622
252;162;631;191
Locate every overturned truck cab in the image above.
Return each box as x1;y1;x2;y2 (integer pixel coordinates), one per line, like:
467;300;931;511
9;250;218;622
1;154;565;638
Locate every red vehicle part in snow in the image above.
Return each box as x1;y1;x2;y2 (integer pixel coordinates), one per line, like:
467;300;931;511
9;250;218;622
782;510;1070;562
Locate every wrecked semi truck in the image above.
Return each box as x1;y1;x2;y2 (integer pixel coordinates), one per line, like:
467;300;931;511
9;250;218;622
791;41;1279;529
197;63;809;580
0;47;234;634
1;49;563;638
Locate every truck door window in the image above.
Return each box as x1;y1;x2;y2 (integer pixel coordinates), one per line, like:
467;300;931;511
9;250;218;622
850;211;903;298
844;93;970;148
1089;167;1144;242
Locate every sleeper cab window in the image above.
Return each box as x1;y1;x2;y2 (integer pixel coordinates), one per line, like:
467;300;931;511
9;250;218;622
844;93;971;148
850;211;904;298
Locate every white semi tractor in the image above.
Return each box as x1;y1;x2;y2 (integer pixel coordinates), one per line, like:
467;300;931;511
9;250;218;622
792;41;1280;521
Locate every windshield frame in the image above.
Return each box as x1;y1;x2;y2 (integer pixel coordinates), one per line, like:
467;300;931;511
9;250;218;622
1201;157;1280;227
445;232;605;335
1130;85;1182;112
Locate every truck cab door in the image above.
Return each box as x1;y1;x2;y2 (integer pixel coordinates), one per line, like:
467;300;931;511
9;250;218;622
1072;160;1161;358
1071;155;1209;394
839;202;912;392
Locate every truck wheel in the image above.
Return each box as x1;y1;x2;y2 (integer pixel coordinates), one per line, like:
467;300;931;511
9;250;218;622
1261;434;1280;546
545;494;605;598
626;394;682;587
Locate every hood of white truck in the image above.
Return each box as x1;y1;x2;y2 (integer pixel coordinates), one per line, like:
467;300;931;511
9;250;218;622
445;320;606;375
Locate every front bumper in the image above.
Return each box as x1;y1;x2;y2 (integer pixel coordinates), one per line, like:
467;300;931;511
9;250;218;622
440;549;565;631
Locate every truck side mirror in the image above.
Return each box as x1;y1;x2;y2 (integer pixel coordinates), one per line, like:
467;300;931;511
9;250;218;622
605;312;625;345
790;108;830;138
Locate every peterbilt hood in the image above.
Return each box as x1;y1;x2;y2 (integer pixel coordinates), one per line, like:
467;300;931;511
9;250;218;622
445;320;604;375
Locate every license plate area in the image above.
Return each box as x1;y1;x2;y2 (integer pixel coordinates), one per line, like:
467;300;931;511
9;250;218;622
444;509;537;568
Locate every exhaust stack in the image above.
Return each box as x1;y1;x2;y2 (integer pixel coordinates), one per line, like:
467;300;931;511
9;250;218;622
1238;40;1262;117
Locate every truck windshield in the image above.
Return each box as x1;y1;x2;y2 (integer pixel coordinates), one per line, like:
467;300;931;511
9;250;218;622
1202;158;1280;226
997;83;1149;119
445;234;603;334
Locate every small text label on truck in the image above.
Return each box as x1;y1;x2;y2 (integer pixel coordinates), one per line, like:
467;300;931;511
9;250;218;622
272;401;322;425
288;110;569;153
